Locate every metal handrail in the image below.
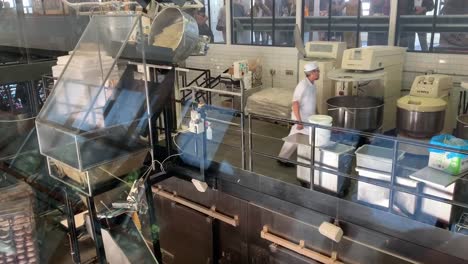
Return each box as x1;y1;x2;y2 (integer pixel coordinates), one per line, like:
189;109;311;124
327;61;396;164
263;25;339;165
249;113;468;155
246;113;468;212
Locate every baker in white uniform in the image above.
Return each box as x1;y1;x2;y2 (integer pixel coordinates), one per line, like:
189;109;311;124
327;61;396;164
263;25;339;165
277;62;320;166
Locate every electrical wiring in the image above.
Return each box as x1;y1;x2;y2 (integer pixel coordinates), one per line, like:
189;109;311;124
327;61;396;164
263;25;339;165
160;129;190;170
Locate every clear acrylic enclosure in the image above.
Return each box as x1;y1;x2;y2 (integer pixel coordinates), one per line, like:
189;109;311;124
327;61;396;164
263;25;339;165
36;15;151;195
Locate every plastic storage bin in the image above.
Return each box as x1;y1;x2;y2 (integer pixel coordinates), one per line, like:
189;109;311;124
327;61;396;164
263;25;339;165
297;142;354;195
356;167;419;215
355;144;405;173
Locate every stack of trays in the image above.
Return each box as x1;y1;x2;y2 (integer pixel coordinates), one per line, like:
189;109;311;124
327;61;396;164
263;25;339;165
0;181;38;264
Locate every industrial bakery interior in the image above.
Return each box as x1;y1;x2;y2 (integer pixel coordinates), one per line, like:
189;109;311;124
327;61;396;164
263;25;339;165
1;0;468;263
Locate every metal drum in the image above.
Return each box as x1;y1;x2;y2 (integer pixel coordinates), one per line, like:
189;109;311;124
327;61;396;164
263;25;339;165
397;108;445;138
327;96;384;132
455;114;468;139
149;7;199;63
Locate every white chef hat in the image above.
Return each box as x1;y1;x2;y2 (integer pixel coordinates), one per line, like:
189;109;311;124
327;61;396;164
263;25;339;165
304;62;319;72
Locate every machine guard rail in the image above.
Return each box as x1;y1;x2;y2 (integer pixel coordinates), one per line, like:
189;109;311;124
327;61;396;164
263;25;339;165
246;113;468;214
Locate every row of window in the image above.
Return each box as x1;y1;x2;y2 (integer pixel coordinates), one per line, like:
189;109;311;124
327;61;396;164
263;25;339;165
202;0;468;53
4;0;467;53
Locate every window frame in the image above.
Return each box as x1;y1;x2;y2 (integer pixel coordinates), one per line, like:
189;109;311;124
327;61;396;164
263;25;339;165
395;0;468;54
301;0;392;48
205;0;227;44
230;0;298;47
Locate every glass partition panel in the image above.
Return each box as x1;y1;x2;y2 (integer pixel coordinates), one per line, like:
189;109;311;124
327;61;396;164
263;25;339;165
434;1;468;53
361;0;390;46
232;0;252;44
329;0;359;48
251;0;273;45
35;15;151;195
303;0;329;42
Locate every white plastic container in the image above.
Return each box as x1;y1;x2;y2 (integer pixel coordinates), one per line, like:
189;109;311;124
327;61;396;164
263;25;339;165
355;145;405;173
308;115;333;147
297;142;354;194
356;167;419;215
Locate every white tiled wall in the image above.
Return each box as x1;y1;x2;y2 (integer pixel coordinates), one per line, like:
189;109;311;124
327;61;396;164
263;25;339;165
404;53;468;88
186;44;299;89
188;45;468;90
187;45;468;112
403;53;468;115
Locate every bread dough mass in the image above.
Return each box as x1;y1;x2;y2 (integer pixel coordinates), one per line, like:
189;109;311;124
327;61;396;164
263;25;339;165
153;22;183;50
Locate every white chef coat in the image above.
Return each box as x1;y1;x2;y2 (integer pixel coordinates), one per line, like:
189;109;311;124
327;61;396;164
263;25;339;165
290;78;317;135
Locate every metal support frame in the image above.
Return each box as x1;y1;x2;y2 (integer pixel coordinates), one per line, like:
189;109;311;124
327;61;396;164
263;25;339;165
64;189;81;264
85;196;107;264
248;115;253;171
309;125;316;190
145;176;163;263
54;64;170;264
389;140;399;213
0;60;56;84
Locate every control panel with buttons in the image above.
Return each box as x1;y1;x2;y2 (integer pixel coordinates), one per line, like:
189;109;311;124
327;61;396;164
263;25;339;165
410;74;453;98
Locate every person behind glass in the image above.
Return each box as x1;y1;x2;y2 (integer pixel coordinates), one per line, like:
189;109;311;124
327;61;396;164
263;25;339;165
329;0;345;41
277;62;320;166
194;8;214;43
278;0;296;45
343;0;360;48
250;0;272;45
398;0;433;50
368;0;390;46
414;0;434;51
232;0;247;17
439;0;468;50
217;1;227;42
232;0;248;43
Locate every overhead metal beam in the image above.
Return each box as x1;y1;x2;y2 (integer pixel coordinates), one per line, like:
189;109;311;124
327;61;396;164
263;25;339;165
0;60;56;84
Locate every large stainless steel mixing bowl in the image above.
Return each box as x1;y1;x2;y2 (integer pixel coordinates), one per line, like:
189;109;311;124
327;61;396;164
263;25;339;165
455;114;468;139
327;96;384;132
149;8;199;63
396;108;445;138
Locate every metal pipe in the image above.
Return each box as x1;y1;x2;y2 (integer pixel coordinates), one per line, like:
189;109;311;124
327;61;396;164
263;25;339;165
180;86;242;97
249;148;468;210
226;0;232;45
248;113;468;155
85;197;107;264
248;115;253;171
389;140;399;213
309;124;316;189
144;174;163;263
206;117;240;127
241;113;246;170
240;79;246;170
64;189;81;264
